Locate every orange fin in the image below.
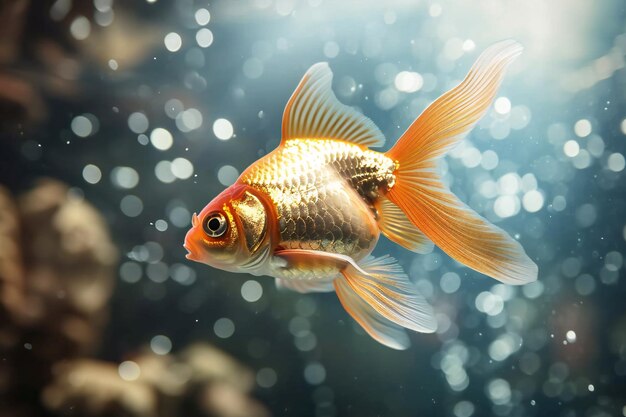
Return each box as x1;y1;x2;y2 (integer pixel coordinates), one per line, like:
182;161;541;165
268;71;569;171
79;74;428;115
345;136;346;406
334;277;410;350
339;255;437;334
274;250;436;347
281;63;385;148
385;40;538;284
275;278;335;294
274;248;351;270
387;40;524;164
376;197;433;254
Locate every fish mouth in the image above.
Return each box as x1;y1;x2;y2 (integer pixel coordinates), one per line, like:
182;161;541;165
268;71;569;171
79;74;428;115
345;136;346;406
183;237;202;262
183;243;196;260
185;213;202;261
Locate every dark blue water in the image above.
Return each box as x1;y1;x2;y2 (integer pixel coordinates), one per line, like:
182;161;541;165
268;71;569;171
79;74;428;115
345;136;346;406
2;1;625;416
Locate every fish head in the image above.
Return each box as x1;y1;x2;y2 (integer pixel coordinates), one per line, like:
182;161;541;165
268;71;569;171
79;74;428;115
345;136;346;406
184;184;272;273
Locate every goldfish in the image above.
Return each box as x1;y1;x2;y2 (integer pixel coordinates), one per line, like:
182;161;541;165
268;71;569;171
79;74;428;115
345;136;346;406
184;40;538;350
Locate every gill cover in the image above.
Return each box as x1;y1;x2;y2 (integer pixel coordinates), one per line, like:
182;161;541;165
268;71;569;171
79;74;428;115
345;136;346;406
232;191;268;253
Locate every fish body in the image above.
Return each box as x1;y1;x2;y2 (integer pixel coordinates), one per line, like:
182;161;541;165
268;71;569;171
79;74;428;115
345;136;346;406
185;40;538;349
241;139;396;277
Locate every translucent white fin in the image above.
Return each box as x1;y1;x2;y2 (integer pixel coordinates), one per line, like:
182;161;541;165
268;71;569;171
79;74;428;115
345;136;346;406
339;255;437;334
334;278;411;350
275;278;335;294
376;197;433;254
385;40;538;285
281;62;386;147
273;249;436;347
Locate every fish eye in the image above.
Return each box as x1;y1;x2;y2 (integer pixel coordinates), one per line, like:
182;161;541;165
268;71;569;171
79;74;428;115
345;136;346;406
202;212;228;238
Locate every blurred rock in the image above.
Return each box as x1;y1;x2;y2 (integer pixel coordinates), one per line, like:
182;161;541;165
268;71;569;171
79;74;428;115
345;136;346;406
0;186;25;321
43;359;157;417
0;0;163;131
43;346;269;417
200;382;270;417
0;180;118;416
0;179;270;417
182;343;255;392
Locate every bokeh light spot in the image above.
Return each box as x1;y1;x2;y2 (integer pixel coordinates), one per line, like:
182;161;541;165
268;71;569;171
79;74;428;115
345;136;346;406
213;119;234;140
82;164;102;184
214;318;235;339
150;128;174;151
217;165;239;186
241;280;263;302
164;32;182;52
118;361;141;381
150;335;172;355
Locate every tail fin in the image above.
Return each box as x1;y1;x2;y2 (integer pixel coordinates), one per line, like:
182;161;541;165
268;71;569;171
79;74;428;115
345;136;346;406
385;40;537;284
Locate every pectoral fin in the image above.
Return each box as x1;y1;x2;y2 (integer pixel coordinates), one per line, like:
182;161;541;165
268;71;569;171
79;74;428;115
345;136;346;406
273;249;354;273
275;278;335;294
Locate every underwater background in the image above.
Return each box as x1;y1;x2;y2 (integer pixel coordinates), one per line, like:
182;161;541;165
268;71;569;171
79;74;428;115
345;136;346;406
1;0;626;416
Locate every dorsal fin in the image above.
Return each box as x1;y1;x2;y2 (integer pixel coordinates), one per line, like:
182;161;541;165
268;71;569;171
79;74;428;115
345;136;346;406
281;62;385;148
